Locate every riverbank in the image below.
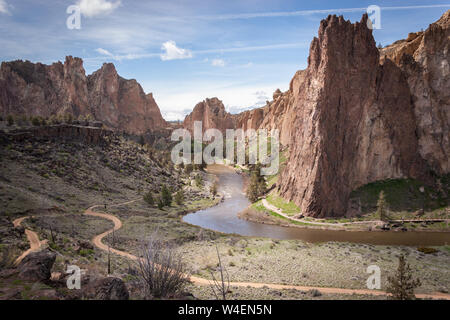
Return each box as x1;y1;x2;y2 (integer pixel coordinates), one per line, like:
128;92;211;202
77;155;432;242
239;198;450;233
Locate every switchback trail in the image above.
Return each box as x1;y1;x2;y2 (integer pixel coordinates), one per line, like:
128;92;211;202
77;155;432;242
12;202;450;300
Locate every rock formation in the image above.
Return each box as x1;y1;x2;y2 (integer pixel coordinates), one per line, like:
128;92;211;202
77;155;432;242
278;12;449;218
380;10;450;174
17;250;56;282
0;57;167;135
183;97;236;134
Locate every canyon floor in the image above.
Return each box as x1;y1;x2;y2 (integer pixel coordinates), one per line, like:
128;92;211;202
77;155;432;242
0;125;449;300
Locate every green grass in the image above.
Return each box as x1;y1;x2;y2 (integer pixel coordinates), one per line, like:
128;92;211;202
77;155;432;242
266;149;288;188
266;193;300;216
349;176;450;218
251;201;315;226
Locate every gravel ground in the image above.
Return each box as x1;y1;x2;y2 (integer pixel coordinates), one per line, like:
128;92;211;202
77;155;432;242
178;238;450;294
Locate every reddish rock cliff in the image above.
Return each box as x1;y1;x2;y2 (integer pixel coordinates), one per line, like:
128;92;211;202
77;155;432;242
278;14;432;218
381;10;450;174
87;63;166;134
183;97;236;134
0;57;167;135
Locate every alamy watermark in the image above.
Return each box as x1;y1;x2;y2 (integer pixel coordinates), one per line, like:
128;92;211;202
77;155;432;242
66;265;81;290
66;5;81;30
366;265;381;289
171;121;279;176
367;5;381;30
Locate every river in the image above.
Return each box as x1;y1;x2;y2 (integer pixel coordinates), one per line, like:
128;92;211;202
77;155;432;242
183;165;450;246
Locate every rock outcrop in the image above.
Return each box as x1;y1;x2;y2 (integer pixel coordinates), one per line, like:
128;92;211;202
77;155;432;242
82;276;129;300
381;10;450;174
278;13;443;218
17;250;56;282
0;57;167;135
183;97;236;134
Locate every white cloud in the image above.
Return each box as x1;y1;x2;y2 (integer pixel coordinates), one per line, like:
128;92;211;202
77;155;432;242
0;0;10;15
160;40;193;61
211;58;225;67
76;0;121;18
95;48;113;56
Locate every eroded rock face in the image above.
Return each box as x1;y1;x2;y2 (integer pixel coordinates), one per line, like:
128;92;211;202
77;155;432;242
87;63;167;135
381;10;450;174
278;14;430;218
0;57;167;135
0;57;89;117
183;97;236;134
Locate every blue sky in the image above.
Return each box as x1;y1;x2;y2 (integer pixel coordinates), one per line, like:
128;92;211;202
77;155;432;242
0;1;449;120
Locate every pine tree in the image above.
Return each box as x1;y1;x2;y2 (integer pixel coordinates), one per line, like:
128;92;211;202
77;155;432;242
143;191;154;206
161;185;172;207
376;190;387;221
157;197;164;209
175;189;184;205
246;163;267;203
386;255;421;300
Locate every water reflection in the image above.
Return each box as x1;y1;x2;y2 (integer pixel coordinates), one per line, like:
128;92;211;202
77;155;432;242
183;165;450;246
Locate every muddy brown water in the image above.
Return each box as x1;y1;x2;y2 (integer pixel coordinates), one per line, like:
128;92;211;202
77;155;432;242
183;165;450;246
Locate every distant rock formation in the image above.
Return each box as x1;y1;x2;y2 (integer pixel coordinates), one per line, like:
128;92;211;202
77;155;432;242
0;57;167;135
183;97;236;134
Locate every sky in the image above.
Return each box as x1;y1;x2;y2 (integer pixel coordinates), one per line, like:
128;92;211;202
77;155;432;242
0;1;449;121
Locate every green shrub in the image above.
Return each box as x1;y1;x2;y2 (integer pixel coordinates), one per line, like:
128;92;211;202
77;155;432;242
175;190;184;205
195;175;203;188
143;191;155;206
6;114;14;126
417;247;438;254
31;117;41;126
161;185;172;206
79;249;94;257
157;198;164;209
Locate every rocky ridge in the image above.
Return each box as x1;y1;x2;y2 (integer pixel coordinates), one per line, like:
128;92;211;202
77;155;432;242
0;57;167;135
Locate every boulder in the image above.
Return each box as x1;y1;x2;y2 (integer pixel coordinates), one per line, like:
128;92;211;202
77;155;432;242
83;277;129;300
17;250;56;281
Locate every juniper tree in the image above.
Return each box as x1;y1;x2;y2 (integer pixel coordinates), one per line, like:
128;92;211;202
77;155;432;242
376;190;388;221
386;255;421;300
175;189;184;205
161;185;172;207
143;191;155;206
246;163;267;203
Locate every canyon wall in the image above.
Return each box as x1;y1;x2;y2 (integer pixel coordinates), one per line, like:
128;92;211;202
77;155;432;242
183;11;449;218
0;57;167;135
278;12;448;218
380;10;450;175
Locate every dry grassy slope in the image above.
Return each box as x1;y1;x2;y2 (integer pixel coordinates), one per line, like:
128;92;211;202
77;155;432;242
0;126;182;216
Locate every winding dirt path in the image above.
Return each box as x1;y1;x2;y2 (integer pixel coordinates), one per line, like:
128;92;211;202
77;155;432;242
12;201;450;300
83;201;450;300
13;217;47;265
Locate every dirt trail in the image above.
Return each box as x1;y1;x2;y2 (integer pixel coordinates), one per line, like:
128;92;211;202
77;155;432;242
84;201;450;300
13;217;47;265
261;199;450;227
12;200;450;300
